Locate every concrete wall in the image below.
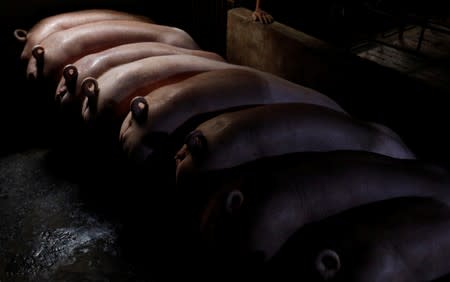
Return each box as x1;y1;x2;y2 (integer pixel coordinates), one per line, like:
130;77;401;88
226;7;334;90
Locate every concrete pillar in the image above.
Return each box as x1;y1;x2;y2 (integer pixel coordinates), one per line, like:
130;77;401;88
226;7;335;89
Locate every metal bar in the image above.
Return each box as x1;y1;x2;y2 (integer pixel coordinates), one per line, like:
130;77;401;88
426;22;450;35
417;26;426;51
369;39;428;58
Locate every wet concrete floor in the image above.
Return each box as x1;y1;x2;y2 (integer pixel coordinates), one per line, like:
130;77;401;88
0;149;131;281
0;145;193;281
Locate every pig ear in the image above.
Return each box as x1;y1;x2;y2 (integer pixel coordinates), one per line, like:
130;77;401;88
225;189;244;214
62;64;79;95
184;130;208;160
31;45;45;61
14;29;28;42
63;64;78;83
81;77;99;110
28;45;45;80
315;249;341;280
81;77;99;98
130;96;148;124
